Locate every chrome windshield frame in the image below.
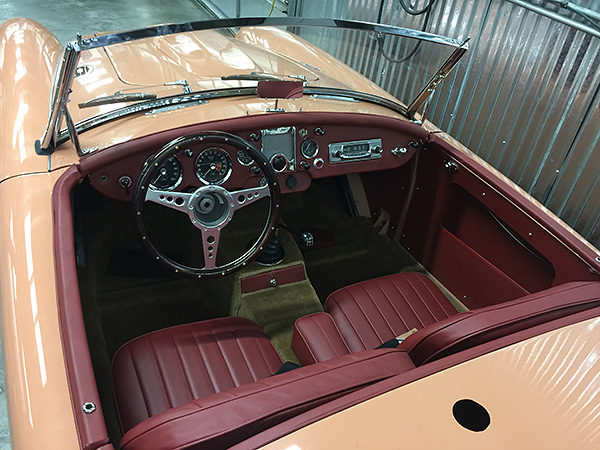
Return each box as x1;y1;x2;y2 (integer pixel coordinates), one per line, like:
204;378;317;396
36;16;468;155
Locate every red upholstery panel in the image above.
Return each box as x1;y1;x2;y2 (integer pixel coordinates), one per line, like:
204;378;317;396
112;317;282;433
292;313;351;365
326;272;458;352
403;281;600;365
119;349;415;450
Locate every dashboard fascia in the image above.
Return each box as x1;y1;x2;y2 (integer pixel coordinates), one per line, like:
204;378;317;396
84;112;427;201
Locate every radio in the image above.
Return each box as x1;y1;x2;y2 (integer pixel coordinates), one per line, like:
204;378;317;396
328;138;383;164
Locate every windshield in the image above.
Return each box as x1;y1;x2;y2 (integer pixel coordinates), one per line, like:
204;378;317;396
37;17;467;155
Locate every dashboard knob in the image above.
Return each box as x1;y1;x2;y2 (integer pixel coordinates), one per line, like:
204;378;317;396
271;155;287;172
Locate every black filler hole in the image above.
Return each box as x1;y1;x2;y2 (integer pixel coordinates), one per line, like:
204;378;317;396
452;399;490;432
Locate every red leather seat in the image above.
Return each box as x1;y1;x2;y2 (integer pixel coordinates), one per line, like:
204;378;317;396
293;272;600;367
112;316;283;433
293;272;458;364
119;348;415;450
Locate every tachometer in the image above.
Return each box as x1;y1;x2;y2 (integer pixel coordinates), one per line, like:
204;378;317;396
195;147;232;184
149;156;183;190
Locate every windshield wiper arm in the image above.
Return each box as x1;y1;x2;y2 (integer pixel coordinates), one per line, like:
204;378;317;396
79;92;157;108
221;73;283;82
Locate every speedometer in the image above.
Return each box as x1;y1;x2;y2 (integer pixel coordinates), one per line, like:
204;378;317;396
195;147;232;184
149;156;183;190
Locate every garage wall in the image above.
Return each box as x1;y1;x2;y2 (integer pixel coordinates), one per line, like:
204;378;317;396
287;0;600;250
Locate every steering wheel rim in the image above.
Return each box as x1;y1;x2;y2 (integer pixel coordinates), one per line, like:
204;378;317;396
132;131;281;277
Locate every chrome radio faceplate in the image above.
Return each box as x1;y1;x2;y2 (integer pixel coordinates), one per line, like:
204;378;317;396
328;139;383;164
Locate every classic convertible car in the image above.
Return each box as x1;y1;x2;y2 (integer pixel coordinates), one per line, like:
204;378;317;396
1;16;600;449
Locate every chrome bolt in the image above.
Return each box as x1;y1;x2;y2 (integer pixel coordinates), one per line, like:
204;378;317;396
82;402;96;414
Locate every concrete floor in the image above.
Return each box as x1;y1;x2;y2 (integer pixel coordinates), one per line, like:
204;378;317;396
0;0;216;43
0;2;219;447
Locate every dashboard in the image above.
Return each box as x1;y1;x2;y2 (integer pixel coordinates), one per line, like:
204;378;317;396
85;113;427;201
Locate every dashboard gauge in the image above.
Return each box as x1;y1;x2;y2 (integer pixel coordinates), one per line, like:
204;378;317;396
236;149;254;166
301;139;319;159
149;156;183;190
195;147;232;184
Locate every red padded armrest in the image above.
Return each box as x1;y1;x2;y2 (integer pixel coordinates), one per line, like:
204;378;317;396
120;349;415;450
403;281;600;365
292;312;351;365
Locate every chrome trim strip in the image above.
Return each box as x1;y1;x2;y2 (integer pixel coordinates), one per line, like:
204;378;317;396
40;17;467;154
71;17;465;51
53;87;409;148
304;87;408;115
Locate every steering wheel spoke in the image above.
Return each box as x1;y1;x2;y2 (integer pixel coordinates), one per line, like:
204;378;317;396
231;185;271;211
200;228;221;270
146;187;193;214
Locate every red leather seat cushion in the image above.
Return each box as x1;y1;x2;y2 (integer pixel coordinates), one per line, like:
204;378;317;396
112;316;283;433
326;272;458;352
119;349;415;450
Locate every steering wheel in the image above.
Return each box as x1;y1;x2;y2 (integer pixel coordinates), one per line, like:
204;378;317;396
132;131;280;277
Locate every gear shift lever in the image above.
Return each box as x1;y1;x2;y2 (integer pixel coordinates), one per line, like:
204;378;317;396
254;228;285;265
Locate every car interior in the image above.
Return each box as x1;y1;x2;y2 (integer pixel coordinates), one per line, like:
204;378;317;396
61;111;600;448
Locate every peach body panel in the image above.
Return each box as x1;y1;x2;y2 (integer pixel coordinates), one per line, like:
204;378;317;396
264;317;600;449
0;19;74;181
0;169;79;449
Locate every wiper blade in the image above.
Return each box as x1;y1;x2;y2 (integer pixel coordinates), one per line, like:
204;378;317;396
79;92;157;108
221;73;283;82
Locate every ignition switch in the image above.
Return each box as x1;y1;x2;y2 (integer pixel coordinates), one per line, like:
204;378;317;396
119;175;132;195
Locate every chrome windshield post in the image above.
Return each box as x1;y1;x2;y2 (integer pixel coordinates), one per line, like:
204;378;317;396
406;39;469;120
35;40;82;155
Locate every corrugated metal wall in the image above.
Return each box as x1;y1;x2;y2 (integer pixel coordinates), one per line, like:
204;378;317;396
290;0;600;250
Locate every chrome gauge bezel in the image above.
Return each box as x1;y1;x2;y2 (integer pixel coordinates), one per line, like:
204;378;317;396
269;154;289;172
301;139;319;159
195;147;233;185
148;155;183;191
